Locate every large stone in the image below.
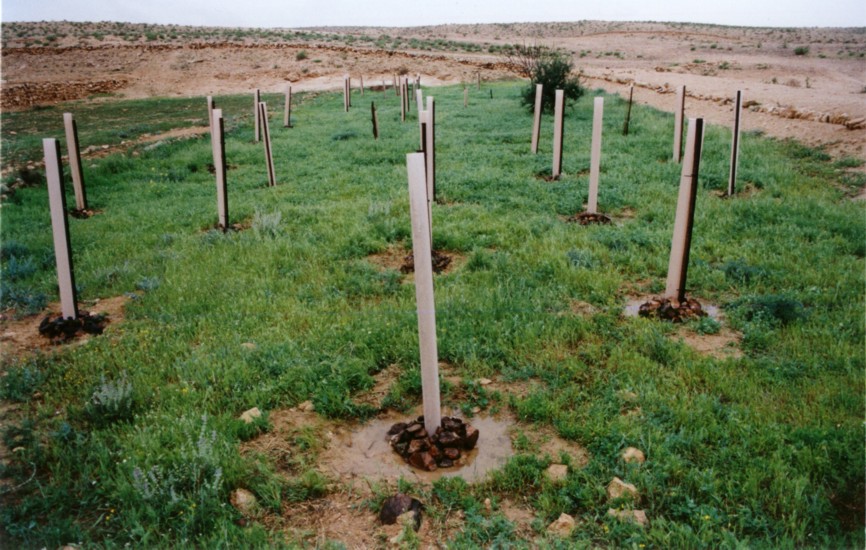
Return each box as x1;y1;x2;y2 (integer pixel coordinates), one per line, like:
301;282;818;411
622;447;646;464
546;512;575;537
607;508;649;528
408;451;437;471
239;407;261;424
379;493;423;528
546;464;569;482
607;477;639;500
230;488;258;516
463;425;480;450
298;400;315;412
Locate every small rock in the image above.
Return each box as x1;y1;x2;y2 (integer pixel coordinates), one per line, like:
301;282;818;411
546;512;575;537
230;488;258;516
478;378;492;385
408;451;437;471
484;497;492;513
471;406;481;414
298;400;315;412
379;493;423;529
622;447;646;464
241;342;256;350
463;425;480;450
546;464;569;482
607;508;649;527
607;477;639;500
239;407;261;424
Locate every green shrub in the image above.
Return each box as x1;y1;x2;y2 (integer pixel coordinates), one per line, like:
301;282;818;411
86;372;135;425
794;46;809;56
520;50;583;114
295;50;307;61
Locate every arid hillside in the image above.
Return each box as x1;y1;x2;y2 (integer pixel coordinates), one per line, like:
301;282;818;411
2;20;865;158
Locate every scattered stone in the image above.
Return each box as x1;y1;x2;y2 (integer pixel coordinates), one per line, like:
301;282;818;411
484;498;492;513
241;342;257;350
607;477;639;500
298;400;315;412
239;407;261;424
547;512;576;537
845;117;866;130
471;406;482;414
567;211;613;225
607;508;649;527
638;296;706;322
546;464;569;482
38;312;108;342
622;447;646;464
230;488;258;516
388;416;479;471
478;378;492;385
379;493;423;531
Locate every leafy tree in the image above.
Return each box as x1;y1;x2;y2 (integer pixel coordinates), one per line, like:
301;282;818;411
509;46;583;113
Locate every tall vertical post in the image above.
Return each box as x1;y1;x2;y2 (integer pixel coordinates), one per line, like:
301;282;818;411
206;96;215;128
259;102;276;187
477;72;481;90
406;152;441;435
552;89;565;179
62;113;87;211
284;86;293;128
343;76;350;112
348;75;352;107
394;74;399;96
43;138;78;320
416;88;424;116
622;85;634;136
419;111;431;240
410;81;415;112
665;118;704;304
360;75;364;96
426;96;436;204
530;83;543;154
254;89;261;142
587;97;604;214
400;80;407;122
371;102;379;140
211;109;229;231
673;85;685;163
728;90;743;196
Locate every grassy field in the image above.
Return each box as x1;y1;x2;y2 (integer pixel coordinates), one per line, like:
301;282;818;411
1;81;864;548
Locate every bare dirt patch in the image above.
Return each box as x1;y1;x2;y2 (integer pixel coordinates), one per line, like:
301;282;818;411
0;294;131;362
675;327;743;360
367;244;466;276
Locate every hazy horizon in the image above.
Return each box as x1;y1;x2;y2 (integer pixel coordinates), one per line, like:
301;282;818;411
3;0;865;29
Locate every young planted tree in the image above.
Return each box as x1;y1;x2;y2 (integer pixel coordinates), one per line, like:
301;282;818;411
512;46;583;113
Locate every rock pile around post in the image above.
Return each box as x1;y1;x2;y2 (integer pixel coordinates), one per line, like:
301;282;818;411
568;211;612;225
388;416;479;471
638;296;706;322
38;312;108;342
400;250;452;274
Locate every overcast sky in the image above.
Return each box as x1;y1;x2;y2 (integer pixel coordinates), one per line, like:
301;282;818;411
3;0;865;28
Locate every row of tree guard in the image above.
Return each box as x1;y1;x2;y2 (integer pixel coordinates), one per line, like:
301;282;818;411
40;79;744;419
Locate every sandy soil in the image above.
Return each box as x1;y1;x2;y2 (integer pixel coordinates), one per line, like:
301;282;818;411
1;21;864;160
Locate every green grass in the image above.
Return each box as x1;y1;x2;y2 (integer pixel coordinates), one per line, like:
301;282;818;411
1;82;863;548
